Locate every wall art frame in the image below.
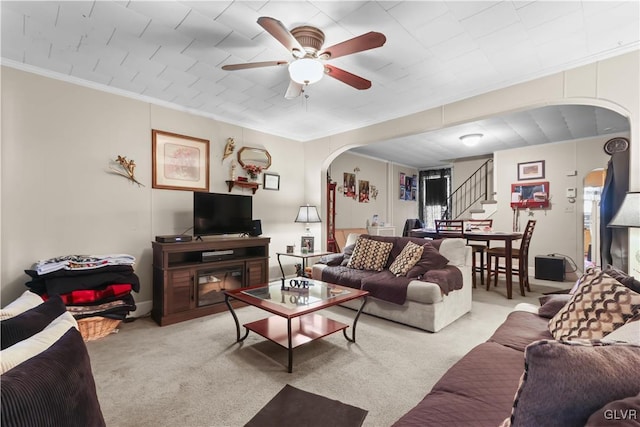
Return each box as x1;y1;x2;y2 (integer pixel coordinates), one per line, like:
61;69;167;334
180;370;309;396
263;172;280;190
152;129;210;192
517;160;545;181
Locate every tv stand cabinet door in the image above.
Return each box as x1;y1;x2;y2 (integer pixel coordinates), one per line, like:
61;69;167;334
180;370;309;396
167;269;194;314
246;259;267;286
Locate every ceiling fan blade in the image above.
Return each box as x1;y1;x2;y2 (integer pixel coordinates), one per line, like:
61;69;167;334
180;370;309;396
324;65;372;90
319;32;386;60
284;80;303;99
222;60;288;71
257;17;305;57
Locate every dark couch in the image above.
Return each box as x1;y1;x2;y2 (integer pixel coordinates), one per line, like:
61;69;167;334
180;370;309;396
393;267;640;427
1;291;105;427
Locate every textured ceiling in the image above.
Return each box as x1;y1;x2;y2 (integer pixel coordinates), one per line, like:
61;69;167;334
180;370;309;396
1;1;638;168
351;104;631;168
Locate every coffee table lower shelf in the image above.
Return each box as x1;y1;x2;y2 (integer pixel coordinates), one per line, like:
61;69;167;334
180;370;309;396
244;314;349;348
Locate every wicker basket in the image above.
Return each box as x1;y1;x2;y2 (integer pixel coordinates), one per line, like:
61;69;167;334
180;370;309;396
77;317;121;342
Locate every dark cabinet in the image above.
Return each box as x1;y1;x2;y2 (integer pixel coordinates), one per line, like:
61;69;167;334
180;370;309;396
152;236;270;326
327;182;337;252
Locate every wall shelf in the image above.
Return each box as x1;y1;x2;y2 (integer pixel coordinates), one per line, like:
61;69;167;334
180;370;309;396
226;180;260;194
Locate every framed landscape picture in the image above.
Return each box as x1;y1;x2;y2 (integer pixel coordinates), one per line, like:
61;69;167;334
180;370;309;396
152;129;209;191
517;160;545;181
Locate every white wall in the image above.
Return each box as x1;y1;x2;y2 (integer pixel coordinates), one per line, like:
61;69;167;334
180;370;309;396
391;164;420;234
329;152;392;229
492;135;620;279
327;152;420;236
0;67;306;307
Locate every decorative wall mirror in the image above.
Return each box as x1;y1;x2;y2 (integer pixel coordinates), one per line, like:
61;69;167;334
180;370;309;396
237;147;271;170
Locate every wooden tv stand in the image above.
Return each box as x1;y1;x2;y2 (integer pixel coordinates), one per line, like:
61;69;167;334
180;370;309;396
151;236;270;326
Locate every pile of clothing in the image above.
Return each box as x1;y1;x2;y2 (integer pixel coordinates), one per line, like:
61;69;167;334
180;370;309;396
25;254;139;323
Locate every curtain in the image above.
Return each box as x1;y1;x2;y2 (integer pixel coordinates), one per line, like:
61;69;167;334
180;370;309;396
419;169;451;228
600;149;629;271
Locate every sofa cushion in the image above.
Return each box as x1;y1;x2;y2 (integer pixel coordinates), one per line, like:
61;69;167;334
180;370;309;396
488;311;553;352
537;294;572;319
503;339;640;427
406;242;449;278
393;342;525;427
0;290;43;320
361;271;413;305
340;244;356;266
1;311;78;374
389;241;424;276
585;393;640;427
320;266;371;290
318;253;344;266
347;237;393;272
605;264;640;293
0;327;106;427
602;320;640;345
549;267;640;340
1;296;67;350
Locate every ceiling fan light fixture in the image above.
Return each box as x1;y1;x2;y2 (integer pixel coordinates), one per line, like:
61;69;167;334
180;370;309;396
460;133;483;147
289;58;324;85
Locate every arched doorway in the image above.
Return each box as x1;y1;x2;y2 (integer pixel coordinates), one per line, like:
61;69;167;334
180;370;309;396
584;169;606;268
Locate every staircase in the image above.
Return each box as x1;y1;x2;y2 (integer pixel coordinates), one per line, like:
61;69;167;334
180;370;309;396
443;159;495;220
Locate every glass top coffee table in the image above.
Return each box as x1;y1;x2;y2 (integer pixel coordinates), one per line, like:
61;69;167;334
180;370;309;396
224;279;368;373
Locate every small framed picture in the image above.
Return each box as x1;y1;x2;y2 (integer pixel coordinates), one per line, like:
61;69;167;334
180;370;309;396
517;160;545;181
263;172;280;190
301;236;314;253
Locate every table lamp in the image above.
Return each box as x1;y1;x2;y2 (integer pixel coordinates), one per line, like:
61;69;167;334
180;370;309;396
295;205;321;253
607;192;640;228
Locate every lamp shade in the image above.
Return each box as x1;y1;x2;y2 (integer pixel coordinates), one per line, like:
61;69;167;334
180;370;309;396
294;205;321;223
608;192;640;228
288;58;324;85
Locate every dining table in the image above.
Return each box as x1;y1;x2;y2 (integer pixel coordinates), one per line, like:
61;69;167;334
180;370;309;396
409;228;524;299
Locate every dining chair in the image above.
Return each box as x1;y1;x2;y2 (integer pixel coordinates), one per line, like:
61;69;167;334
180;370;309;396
434;220;464;237
402;218;424;237
463;219;493;288
486;220;537;296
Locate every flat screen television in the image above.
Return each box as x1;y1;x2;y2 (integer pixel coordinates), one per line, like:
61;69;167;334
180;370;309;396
193;192;253;236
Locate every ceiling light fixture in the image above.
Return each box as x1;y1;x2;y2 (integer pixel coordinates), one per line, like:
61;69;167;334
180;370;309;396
288;58;325;85
460;133;483;147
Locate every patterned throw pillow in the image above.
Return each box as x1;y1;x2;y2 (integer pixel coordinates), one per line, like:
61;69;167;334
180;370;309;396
346;237;393;272
549;267;640;340
389;241;424;276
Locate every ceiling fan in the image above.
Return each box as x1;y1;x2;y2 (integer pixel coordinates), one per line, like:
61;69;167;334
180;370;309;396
222;17;386;99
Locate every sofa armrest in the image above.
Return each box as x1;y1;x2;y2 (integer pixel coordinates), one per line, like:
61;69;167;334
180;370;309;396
311;264;327;280
513;303;540;314
317;253;344;266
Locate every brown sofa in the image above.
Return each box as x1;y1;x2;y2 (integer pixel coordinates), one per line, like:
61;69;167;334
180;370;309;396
393;266;640;427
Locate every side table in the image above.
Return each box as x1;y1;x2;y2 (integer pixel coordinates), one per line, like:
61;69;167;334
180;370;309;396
276;250;333;279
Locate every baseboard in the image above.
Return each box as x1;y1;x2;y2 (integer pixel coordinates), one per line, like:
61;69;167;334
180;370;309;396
130;300;152;318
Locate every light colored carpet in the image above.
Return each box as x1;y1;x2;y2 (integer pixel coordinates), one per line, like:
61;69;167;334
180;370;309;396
86;278;568;427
